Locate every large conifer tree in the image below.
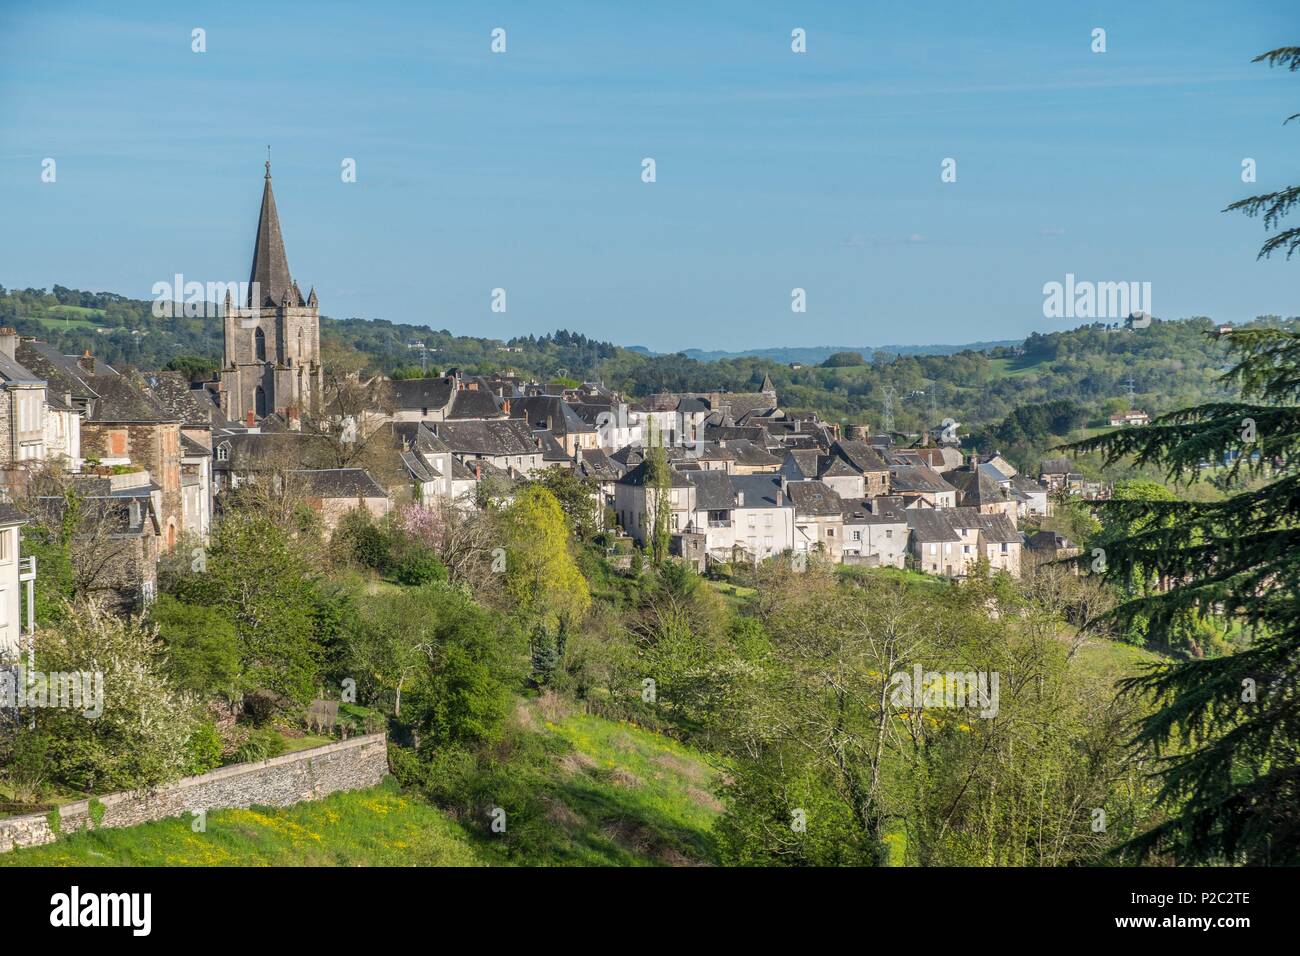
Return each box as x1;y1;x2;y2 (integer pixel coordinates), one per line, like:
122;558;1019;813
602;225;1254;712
1065;48;1300;864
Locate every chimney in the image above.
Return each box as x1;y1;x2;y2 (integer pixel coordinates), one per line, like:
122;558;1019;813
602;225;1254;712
0;327;16;360
967;453;978;470
287;404;301;431
736;491;745;507
78;350;95;375
503;398;511;414
247;409;255;427
474;462;482;481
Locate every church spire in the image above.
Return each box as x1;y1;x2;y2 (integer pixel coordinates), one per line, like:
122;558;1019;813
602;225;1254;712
248;158;294;307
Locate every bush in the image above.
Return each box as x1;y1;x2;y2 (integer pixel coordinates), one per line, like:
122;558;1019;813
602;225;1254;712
182;722;225;776
392;548;448;586
231;728;286;764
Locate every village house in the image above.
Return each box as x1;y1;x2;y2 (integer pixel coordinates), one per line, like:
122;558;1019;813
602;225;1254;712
0;504;32;660
840;495;909;568
787;479;845;561
290;468;390;532
1108;410;1150;427
0;329;49;474
426;418;545;476
19;342;184;552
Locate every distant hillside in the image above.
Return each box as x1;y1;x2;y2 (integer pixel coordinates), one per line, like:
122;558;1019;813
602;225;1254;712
676;341;1021;364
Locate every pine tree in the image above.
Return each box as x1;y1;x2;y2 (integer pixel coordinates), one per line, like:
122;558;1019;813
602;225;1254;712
1064;49;1300;863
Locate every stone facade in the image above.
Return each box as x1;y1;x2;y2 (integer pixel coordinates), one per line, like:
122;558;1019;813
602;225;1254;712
0;733;388;854
81;421;183;550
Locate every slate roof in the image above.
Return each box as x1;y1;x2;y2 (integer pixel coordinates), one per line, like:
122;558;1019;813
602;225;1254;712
428;418;540;457
685;470;736;511
786;480;843;516
906;509;961;542
400;449;440;483
617;460;692;488
726;439;781;468
841;495;908;524
783;449;820;479
248;166;299;307
213;430;315;471
1027;530;1075;551
889;464;956;496
0;351;43;385
576;448;620;481
290;468;389;499
0;503;28;526
832;439;889;474
976;512;1020;544
533;430;570;462
390;420;453;456
391;377;454;413
144;371;226;426
1039;457;1073;475
948;469;1012;508
510;396;593;435
730;474;787;509
446;386;504;419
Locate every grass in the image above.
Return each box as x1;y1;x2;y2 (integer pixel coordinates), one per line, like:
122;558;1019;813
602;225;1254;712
535;705;722;864
0;778;484;867
1;703;722;867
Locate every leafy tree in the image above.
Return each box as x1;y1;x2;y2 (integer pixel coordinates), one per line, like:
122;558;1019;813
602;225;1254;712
148;594;243;700
19;601;201;793
533;468;602;541
501;486;591;630
171;509;324;703
822;351;867;368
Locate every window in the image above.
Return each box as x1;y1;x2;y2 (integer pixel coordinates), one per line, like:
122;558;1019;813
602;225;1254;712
217;442;230;462
885;529;893;538
852;531;861;541
254;327;267;362
929;543;937;555
0;529;9;561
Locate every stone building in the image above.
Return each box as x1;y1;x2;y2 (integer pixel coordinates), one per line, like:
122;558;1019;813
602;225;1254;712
220;163;324;424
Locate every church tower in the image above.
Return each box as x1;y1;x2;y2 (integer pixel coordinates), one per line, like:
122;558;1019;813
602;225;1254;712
221;161;324;424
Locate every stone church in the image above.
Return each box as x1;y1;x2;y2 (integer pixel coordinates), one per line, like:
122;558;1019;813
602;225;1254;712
220;163;324;423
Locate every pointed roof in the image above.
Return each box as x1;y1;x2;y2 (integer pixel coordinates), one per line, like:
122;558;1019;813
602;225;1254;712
760;372;776;394
248;162;295;307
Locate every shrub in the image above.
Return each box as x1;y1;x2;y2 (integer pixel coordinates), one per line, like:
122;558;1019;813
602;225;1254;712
182;722;225;775
231;728;286;764
392;548;448;586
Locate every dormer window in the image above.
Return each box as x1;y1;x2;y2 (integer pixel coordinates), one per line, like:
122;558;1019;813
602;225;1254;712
217;442;230;462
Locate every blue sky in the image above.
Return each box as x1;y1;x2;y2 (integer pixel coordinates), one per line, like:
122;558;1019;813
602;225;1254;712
1;0;1296;351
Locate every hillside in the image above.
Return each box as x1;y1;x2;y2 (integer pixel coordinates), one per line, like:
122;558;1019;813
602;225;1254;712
3;284;1292;474
0;703;721;867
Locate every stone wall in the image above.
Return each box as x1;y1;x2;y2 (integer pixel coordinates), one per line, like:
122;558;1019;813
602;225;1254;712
0;732;387;854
